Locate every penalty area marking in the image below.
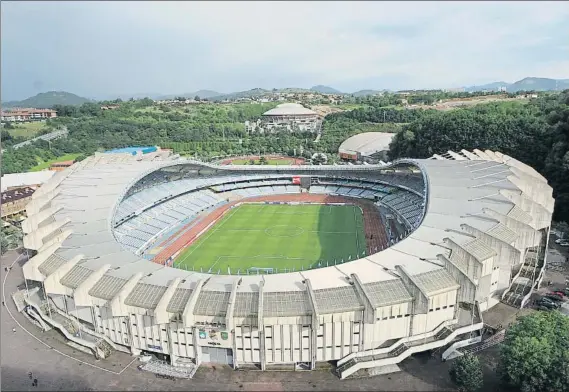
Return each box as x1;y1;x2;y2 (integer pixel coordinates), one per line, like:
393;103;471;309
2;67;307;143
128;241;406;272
207;254;311;273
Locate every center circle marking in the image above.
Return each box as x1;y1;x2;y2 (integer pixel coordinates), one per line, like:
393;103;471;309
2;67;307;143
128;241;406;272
265;225;305;237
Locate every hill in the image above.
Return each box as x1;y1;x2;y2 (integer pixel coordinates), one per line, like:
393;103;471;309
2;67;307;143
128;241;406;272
464;81;509;93
209;88;271;101
508;77;569;92
156;90;222;100
351;89;386;97
2;91;92;109
465;78;569;93
310;85;343;94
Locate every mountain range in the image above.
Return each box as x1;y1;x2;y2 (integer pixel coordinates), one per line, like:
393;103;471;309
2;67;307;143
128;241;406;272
464;77;569;93
2;77;567;109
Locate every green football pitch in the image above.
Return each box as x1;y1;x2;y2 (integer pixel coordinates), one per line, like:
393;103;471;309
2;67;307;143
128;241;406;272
173;203;367;274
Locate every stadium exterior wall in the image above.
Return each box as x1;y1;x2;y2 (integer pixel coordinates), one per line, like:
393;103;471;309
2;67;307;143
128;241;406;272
18;149;554;376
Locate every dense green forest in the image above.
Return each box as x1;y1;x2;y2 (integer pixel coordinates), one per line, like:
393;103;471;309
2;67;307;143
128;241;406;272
1;91;568;221
389;91;569;222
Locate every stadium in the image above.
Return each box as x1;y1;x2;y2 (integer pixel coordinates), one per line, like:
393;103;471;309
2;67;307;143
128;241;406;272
18;147;554;379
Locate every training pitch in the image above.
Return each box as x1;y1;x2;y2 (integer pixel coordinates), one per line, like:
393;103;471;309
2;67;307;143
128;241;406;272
174;203;367;274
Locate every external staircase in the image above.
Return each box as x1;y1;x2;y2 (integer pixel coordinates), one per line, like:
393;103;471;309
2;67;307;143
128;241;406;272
335;322;483;379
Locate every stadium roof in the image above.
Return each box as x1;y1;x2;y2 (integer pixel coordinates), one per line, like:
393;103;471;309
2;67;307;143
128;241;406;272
21;149;554;318
339;132;395;157
262;103;317;116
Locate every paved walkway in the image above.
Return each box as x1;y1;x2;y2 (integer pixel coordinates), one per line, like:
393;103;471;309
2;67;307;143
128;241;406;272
1;250;454;391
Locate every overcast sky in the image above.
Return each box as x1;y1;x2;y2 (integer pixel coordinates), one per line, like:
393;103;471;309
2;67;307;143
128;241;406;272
2;1;568;100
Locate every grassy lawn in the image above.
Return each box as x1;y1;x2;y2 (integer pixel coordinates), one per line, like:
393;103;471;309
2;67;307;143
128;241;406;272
30;153;81;172
174;203;366;274
7;121;49;138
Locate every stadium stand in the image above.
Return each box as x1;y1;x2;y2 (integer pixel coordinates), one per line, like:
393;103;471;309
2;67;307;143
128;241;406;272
18;149;554;379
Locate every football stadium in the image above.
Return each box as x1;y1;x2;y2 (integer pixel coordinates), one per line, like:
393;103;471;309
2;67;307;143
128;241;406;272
18;147;554;379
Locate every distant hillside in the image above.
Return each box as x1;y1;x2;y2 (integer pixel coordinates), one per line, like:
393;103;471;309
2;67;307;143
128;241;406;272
209;88;271;101
508;77;569;92
156;90;222;100
351;89;385;97
465;78;569;93
464;81;509;93
310;85;343;94
2;91;93;109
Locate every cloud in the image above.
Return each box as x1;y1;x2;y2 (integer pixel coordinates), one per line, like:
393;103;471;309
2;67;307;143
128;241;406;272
1;1;568;100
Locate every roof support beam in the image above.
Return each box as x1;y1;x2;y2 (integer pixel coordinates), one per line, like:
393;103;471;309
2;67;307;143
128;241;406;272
23;243;59;282
304;279;319;370
74;264;111;306
182;279;205;328
110;272;143;317
226;279;240;370
44;254;83;295
154;278;181;324
395;265;429;314
350;273;375;324
438;254;477;304
226;279;240;331
257;280;266;370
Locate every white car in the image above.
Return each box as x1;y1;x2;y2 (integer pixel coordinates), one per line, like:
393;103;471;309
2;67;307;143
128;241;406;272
556;238;567;244
560;242;569;247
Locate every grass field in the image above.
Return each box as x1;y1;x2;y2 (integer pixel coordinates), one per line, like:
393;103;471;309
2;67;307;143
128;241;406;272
30;153;81;172
229;158;295;166
174;203;366;274
7;121;48;138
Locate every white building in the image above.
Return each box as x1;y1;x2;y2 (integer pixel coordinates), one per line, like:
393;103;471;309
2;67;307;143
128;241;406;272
338;132;395;163
255;103;321;133
18;149;553;379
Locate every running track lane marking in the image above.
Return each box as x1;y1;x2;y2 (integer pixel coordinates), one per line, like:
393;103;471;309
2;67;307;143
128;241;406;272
2;254;137;376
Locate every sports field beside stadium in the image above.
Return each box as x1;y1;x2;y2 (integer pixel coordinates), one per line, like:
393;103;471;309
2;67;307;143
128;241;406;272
174;203;367;274
228;158;295;165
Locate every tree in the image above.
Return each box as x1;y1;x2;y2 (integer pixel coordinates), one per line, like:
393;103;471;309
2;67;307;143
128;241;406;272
259;156;267;165
312;153;327;165
499;311;569;392
249;159;255;165
194;96;200;102
449;354;483;392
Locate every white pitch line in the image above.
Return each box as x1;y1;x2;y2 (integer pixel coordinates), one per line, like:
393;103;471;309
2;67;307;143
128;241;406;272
178;206;241;266
2;254;125;375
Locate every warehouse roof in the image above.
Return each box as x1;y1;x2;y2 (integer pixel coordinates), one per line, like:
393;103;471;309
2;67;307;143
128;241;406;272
262;103;317;116
338;132;395;157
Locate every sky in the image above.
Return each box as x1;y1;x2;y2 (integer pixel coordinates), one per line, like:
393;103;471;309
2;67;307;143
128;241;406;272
2;1;569;100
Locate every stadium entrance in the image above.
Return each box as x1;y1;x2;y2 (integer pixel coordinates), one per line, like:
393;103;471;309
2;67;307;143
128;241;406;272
201;346;233;366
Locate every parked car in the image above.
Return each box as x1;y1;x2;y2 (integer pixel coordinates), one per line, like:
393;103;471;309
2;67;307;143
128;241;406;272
537;305;553;311
560;242;569;247
539;300;560;310
547;292;564;300
552;291;566;298
541;297;561;306
555;238;565;244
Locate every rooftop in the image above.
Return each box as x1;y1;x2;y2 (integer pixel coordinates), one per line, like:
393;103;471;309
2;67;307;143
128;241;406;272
262;103;318;116
20;149;554;317
338;132;395;157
